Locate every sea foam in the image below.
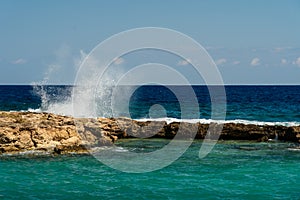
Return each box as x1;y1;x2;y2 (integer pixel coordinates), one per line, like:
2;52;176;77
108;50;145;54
135;117;300;127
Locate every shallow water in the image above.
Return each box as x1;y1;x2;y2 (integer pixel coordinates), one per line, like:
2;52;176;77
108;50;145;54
0;140;299;199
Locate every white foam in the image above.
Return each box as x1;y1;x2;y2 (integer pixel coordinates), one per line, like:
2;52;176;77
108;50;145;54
26;108;42;113
24;104;73;116
287;148;300;151
22;105;300;127
135;117;300;127
113;147;129;152
22;106;300;127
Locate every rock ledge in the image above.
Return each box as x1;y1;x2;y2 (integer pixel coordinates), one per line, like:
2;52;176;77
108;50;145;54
0;112;299;155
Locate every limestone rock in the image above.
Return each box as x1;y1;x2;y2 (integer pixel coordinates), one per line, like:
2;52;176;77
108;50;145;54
0;111;299;155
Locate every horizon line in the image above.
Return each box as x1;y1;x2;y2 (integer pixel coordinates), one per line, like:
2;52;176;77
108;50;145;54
1;83;300;86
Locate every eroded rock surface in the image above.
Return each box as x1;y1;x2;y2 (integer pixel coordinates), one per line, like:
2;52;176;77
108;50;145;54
0;111;299;154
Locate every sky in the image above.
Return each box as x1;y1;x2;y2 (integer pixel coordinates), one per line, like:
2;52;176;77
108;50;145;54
0;0;300;85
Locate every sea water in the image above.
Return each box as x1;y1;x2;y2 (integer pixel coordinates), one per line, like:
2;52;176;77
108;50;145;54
1;85;300;122
0;85;300;199
0;140;299;199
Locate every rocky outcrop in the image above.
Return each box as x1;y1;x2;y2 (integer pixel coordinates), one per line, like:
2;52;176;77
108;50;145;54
0;111;299;155
0;112;114;155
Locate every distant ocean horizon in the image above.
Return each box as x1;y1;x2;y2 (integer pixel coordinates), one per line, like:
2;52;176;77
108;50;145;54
1;85;300;124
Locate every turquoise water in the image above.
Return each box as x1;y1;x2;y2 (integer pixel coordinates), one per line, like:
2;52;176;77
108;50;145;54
1;140;299;199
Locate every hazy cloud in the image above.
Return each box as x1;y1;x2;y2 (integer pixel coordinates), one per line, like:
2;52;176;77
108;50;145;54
281;58;288;65
293;57;300;67
55;44;71;60
232;61;240;65
273;47;292;53
11;58;27;65
113;57;125;65
215;58;227;65
250;57;260;66
177;59;191;66
205;46;224;51
274;47;285;53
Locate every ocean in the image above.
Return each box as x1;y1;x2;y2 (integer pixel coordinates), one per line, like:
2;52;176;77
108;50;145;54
2;85;300;123
0;85;300;199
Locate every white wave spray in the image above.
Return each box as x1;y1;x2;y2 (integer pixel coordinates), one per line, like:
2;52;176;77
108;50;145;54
30;47;84;116
31;49;128;118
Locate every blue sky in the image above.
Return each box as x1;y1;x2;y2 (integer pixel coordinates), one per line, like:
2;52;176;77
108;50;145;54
0;0;300;84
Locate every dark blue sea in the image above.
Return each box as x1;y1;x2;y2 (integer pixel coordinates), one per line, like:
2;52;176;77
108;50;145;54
1;85;300;123
0;85;300;199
